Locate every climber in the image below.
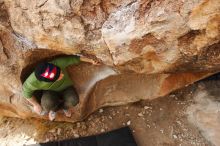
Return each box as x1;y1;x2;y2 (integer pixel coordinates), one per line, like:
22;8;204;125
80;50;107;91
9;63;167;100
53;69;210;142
22;55;100;121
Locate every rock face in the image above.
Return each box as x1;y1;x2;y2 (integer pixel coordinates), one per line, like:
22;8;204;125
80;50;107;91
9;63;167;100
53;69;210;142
187;78;220;146
0;0;219;122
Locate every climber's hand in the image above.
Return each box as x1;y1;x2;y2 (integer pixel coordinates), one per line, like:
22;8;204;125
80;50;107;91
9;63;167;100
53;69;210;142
33;105;43;115
91;60;101;65
80;56;101;65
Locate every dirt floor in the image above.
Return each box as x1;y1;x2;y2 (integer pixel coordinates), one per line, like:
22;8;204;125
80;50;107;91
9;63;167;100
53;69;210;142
0;81;214;146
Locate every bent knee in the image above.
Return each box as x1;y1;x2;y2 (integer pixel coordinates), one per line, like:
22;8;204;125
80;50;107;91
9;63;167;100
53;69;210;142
64;96;79;108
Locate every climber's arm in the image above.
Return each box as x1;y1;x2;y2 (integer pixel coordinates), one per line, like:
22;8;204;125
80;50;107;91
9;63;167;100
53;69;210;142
50;56;81;68
22;78;42;115
50;55;100;67
26;96;42;115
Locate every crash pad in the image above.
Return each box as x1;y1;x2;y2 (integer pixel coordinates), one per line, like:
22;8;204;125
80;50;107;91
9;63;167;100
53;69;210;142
28;126;137;146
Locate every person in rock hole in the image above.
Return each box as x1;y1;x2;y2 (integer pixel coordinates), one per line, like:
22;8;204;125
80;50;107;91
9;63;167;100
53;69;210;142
22;55;100;121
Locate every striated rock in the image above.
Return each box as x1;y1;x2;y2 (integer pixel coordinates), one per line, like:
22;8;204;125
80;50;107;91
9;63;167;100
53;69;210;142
0;0;219;123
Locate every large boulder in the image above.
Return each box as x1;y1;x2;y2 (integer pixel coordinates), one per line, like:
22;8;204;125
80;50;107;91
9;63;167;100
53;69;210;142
0;0;219;122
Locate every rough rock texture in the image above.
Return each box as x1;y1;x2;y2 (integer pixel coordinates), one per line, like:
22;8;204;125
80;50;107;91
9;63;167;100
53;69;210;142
187;78;220;146
0;0;219;122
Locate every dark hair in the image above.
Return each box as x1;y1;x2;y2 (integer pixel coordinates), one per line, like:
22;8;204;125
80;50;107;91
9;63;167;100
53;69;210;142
34;62;61;82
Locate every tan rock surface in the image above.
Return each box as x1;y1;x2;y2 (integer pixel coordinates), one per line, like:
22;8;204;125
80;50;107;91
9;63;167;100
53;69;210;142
0;0;219;122
187;78;220;146
0;80;213;146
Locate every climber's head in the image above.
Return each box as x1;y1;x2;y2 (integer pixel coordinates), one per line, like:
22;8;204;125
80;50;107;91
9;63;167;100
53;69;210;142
34;62;61;82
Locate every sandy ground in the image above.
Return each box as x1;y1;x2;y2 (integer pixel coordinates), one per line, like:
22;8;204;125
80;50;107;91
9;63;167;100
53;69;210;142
0;80;217;146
